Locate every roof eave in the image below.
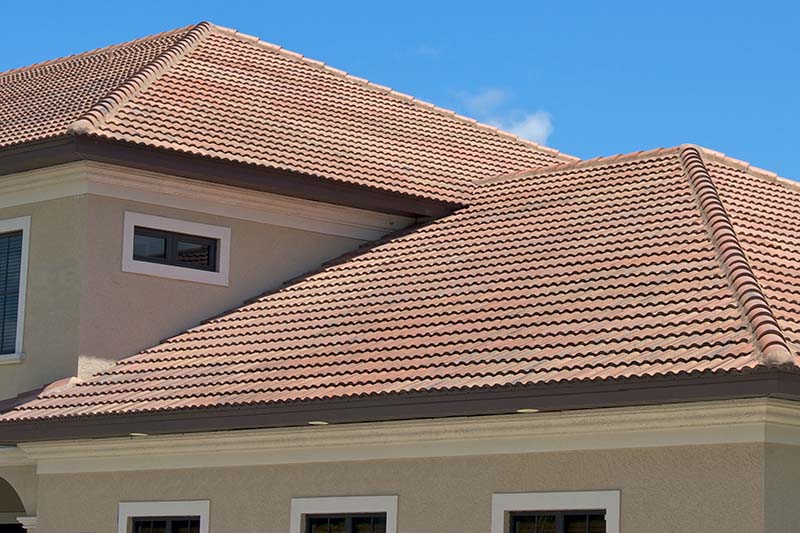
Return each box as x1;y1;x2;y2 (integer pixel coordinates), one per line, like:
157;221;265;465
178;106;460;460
0;135;463;218
2;367;798;444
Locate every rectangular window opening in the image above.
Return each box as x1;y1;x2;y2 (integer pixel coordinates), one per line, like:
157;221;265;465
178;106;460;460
133;227;218;272
0;230;23;355
131;516;201;533
510;511;606;533
306;513;387;533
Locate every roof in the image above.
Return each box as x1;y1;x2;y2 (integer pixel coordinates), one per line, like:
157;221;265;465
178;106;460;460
4;144;799;427
0;22;574;204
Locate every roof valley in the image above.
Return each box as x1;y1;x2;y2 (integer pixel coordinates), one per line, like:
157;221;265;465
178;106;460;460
67;22;213;135
678;145;794;366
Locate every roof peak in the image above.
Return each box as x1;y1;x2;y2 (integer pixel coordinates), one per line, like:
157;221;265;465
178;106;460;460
68;22;213;135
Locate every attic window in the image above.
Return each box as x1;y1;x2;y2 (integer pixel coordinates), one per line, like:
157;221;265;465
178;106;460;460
122;212;231;286
133;227;218;272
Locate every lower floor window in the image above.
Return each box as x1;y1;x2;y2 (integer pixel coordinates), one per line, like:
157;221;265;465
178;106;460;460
307;514;387;533
511;511;605;533
132;517;200;533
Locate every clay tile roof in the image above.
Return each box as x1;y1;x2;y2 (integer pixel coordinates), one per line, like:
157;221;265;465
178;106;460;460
0;22;575;204
5;144;800;423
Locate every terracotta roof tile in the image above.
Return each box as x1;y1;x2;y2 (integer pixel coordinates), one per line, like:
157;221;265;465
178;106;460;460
0;22;574;203
5;145;798;422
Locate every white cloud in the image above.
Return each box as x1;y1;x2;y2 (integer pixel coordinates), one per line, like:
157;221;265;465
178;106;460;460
499;111;553;145
459;87;510;116
458;88;554;145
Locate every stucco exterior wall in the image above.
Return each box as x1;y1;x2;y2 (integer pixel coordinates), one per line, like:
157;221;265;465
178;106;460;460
30;443;765;533
0;196;85;397
76;194;363;376
765;443;800;532
0;188;365;398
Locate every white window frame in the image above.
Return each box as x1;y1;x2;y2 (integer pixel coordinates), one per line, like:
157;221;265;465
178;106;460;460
122;211;231;286
0;216;30;364
492;490;620;533
117;500;210;533
290;495;398;533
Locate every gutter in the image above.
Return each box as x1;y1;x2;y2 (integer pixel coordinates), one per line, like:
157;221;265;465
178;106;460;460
1;367;799;444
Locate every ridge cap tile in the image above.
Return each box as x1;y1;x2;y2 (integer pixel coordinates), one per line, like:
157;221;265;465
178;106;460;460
67;22;213;135
678;145;795;367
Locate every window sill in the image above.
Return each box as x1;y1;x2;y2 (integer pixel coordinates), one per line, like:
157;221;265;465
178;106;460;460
123;258;229;286
0;353;24;365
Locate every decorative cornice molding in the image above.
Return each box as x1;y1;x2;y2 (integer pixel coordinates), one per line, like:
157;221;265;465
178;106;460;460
679;145;793;366
11;398;800;474
16;516;37;530
68;22;213;135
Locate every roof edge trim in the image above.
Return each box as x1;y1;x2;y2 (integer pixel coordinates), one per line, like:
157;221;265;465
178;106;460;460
679;144;793;366
1;367;798;443
67;22;213;135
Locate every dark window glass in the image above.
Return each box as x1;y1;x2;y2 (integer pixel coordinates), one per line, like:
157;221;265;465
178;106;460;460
306;514;387;533
511;512;605;533
133;227;217;272
0;231;22;355
132;517;200;533
133;233;167;259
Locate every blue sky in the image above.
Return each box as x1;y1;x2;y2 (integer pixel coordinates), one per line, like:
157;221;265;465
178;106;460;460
2;0;798;179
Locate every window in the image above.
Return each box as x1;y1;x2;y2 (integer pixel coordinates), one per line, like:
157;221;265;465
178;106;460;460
122;212;230;286
510;511;605;533
133;227;217;272
0;217;30;362
492;491;619;533
117;501;209;533
132;517;200;533
291;496;397;533
306;513;386;533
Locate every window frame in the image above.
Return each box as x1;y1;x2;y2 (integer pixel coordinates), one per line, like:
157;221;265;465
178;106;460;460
492;491;620;533
122;212;231;286
0;216;30;364
117;501;209;533
290;496;398;533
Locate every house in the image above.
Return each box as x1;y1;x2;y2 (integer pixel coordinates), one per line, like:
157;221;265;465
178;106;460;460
0;20;797;532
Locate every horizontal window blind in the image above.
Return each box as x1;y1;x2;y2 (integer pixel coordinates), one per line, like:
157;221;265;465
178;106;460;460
0;231;23;355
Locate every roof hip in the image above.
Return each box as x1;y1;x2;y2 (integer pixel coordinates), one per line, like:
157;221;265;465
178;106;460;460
67;21;213;135
678;144;794;366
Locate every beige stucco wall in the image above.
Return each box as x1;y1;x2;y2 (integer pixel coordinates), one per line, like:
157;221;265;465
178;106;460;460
0;464;37;515
765;443;800;532
76;194;363;377
27;443;766;533
0;196;85;397
0;190;365;399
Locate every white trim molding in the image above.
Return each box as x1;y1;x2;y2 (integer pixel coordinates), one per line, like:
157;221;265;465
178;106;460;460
492;491;620;533
16;516;37;530
0;216;31;362
122;211;231;286
117;500;209;533
290;495;398;533
17;397;800;474
0;162;411;240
